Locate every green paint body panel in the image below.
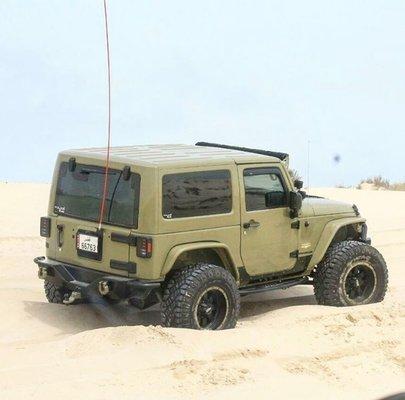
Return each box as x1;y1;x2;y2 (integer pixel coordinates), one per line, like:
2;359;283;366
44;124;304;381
42;144;366;285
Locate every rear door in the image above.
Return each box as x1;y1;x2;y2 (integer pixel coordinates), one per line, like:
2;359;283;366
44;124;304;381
238;164;299;276
54;217;133;275
52;161;140;276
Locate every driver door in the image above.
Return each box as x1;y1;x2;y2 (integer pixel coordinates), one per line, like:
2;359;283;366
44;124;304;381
238;165;299;276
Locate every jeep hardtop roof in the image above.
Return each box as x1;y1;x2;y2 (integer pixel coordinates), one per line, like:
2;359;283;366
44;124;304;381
61;143;287;168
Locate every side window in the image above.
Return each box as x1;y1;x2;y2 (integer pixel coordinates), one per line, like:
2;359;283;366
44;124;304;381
244;168;287;211
162;170;232;219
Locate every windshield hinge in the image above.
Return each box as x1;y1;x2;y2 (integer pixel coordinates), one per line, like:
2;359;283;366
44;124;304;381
110;260;137;273
123;166;131;180
291;220;300;229
68;157;76;172
111;233;137;246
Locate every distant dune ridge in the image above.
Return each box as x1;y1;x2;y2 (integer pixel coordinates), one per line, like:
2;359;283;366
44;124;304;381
0;183;404;399
356;176;405;191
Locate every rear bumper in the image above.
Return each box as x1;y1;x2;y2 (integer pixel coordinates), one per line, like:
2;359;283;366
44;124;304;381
34;256;162;309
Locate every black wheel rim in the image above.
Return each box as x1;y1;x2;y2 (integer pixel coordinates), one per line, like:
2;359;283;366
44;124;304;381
195;287;228;330
344;263;376;303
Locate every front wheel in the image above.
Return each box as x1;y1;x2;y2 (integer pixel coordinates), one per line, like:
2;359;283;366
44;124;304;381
161;264;240;330
313;241;388;307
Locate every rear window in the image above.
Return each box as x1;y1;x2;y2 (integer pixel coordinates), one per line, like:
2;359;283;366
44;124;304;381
162;170;232;219
54;162;140;228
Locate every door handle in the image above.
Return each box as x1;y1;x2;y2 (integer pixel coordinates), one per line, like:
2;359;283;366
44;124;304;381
243;219;261;229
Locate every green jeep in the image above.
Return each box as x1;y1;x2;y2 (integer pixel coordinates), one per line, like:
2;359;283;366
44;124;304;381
34;142;388;330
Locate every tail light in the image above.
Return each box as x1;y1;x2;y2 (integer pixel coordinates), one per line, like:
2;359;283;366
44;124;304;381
40;217;51;238
137;237;152;258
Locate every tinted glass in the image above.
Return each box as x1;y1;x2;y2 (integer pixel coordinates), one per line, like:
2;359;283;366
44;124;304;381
162;170;232;219
244;168;287;211
55;162;140;228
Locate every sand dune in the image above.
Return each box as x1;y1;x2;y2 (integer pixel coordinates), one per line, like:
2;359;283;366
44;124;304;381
0;183;404;399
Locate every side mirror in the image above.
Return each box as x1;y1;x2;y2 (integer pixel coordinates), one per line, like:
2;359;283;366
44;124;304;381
294;179;303;190
265;191;286;208
289;191;303;218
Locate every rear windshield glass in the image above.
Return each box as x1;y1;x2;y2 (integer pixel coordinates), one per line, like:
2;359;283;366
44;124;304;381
162;170;232;219
54;162;140;228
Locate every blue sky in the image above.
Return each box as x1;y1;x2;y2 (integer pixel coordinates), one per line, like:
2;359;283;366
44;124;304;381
0;1;404;186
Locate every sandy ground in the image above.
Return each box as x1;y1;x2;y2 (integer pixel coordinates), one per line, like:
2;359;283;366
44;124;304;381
0;183;404;400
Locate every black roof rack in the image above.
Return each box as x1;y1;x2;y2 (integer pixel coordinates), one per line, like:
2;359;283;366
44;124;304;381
195;142;289;161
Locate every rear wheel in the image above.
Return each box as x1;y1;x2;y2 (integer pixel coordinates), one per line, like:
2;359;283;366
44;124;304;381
44;281;72;304
161;263;240;330
313;241;388;306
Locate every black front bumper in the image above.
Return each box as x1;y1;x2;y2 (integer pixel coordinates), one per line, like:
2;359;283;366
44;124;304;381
34;256;162;309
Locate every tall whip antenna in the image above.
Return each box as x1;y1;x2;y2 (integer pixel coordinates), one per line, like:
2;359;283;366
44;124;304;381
98;0;112;230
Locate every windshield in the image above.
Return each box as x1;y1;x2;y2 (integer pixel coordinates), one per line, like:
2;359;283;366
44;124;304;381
54;162;141;228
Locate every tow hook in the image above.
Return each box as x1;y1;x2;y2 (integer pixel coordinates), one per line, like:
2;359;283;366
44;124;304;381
98;281;111;296
63;291;82;305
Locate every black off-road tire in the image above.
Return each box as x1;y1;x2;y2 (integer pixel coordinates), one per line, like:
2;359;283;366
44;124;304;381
44;281;71;304
161;263;240;330
313;240;388;307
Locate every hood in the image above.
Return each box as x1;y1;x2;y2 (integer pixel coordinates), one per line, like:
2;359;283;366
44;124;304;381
301;196;356;217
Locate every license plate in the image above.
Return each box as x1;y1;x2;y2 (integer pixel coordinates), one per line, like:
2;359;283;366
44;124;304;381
76;233;99;253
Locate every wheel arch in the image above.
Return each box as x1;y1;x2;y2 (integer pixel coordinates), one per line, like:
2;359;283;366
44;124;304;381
161;242;239;281
309;217;366;268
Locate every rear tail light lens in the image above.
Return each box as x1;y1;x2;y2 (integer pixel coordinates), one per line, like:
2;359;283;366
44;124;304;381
40;217;51;238
137;237;152;258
